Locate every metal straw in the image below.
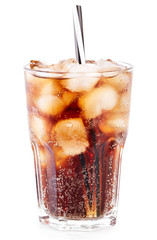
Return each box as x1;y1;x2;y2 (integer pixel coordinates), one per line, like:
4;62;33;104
73;5;86;64
73;6;100;216
73;5;94;213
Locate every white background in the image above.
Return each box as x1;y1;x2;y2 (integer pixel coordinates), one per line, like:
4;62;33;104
0;0;157;239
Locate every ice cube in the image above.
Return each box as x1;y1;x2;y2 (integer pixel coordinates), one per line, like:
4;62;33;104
98;113;129;134
30;115;53;143
53;118;89;156
113;91;131;113
61;76;99;92
69;63;99;73
53;58;78;72
29;75;65;116
96;59;125;77
86;60;96;64
62;91;78;106
102;72;131;91
61;64;100;92
40;79;62;96
78;86;119;119
37;95;66;116
30;60;48;70
25;71;61;93
97;59;122;71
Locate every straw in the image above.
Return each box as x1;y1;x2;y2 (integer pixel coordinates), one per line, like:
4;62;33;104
73;5;93;212
73;6;101;216
73;5;86;64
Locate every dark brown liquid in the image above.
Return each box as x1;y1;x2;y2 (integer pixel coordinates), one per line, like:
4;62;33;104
32;103;125;219
25;65;131;219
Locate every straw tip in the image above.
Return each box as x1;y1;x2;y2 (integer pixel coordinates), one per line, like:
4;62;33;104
73;5;81;10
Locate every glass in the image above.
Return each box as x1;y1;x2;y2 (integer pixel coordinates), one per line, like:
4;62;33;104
24;61;133;231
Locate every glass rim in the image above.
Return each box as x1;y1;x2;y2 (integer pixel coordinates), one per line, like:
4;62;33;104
24;61;133;78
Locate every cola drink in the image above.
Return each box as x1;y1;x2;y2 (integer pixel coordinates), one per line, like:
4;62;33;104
24;59;132;230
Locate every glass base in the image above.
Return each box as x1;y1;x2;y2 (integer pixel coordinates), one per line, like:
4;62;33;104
39;213;117;231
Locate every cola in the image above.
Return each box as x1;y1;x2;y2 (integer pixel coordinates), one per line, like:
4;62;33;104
24;59;132;229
